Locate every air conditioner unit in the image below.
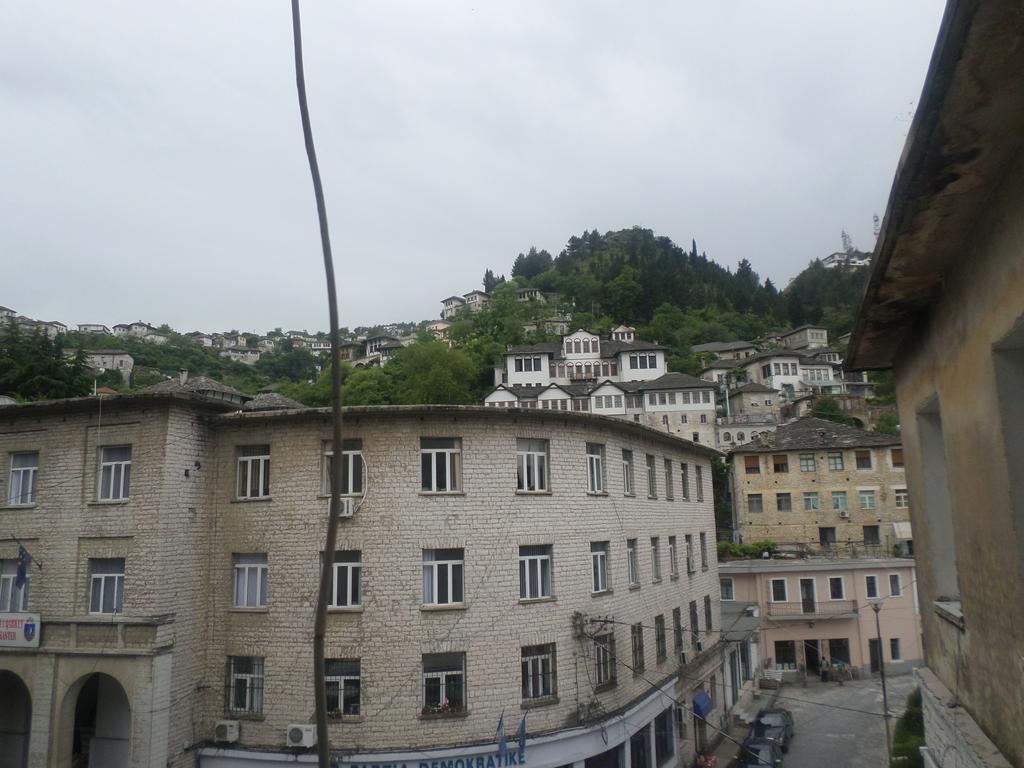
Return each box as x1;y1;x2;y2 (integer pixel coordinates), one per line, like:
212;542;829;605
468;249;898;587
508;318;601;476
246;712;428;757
336;497;354;517
286;724;317;748
839;509;849;519
214;720;239;744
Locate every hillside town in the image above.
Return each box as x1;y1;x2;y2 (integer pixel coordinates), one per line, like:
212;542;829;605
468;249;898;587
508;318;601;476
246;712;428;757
1;2;1022;768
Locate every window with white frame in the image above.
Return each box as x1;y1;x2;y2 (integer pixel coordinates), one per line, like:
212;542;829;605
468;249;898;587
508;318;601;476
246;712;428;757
832;491;848;512
594;634;615;686
865;574;879;599
233;554;268;608
323;439;363;496
770;578;787;602
8;452;38;505
895;488;909;508
236;445;270;499
98;446;132;501
422;652;465;713
621;450;635;495
227;656;264;715
828;576;845;600
646;455;657;497
586;443;605;493
325;658;360;715
650;537;662;581
827;452;844;471
591;542;609;593
331;551;361;607
803;492;820;511
519;545;552;599
668;535;678;577
89;558;124;614
521;643;556;699
516;438;548;492
859;489;877;509
685;535;695;573
664;459;674;499
799;453;816;472
888;573;902;597
630;622;645;673
626;539;639;586
720;577;734;601
422;548;464;605
0;560;29;611
421;438;461;492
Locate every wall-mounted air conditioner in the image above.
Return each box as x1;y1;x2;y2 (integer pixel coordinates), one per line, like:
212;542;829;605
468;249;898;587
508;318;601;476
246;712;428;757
337;497;354;517
286;724;317;748
214;721;239;744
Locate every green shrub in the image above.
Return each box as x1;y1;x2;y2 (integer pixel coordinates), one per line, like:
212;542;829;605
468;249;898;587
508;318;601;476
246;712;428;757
891;688;924;768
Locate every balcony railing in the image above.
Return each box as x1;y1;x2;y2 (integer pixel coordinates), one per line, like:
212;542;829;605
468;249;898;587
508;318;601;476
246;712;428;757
767;600;858;619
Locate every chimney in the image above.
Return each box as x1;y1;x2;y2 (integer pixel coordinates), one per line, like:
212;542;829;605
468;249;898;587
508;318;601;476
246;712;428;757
179;369;188;386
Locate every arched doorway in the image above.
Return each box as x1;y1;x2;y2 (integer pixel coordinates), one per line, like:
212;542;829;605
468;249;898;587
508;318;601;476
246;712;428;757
70;673;130;768
0;670;31;768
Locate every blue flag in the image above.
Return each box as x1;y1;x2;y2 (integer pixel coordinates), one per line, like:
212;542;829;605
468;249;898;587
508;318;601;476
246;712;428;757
517;713;527;755
496;710;507;759
15;546;31;588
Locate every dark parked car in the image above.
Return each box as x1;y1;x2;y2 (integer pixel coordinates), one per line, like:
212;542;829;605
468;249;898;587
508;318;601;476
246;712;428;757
736;737;783;767
751;708;795;752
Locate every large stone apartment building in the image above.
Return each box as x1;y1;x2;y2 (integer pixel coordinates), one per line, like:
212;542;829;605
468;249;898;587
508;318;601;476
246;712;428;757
728;418;910;555
0;393;741;768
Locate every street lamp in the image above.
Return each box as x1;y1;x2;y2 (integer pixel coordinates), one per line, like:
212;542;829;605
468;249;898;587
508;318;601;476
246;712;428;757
871;602;893;764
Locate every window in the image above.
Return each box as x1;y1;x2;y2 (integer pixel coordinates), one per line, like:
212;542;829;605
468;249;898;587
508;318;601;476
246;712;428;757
695;465;704;501
720;577;734;601
668;536;678;577
859;489;877;509
422;549;464;605
895;488;909;508
422;653;465;713
228;656;264;715
521;644;556;700
630;623;645;673
594;634;616;686
774;641;796;669
681;464;690;500
621;450;635;495
890;639;901;661
0;560;29;611
654;708;675;765
692;432;700;442
827;452;844;471
325;659;360;715
863;525;881;545
664;459;674;499
650;537;662;581
331;551;361;607
645;455;657;497
747;494;763;514
832;491;848;512
689;600;700;647
744;455;760;475
723;432;732;443
770;578;787;602
421;438;461;492
672;607;683;650
855;450;873;470
519;545;552;599
99;446;132;500
591;542;609;593
776;493;792;512
799;453;816;472
233;554;268;608
891;448;904;468
700;413;708;423
828;576;845;600
655;615;667;662
626;539;639;586
888;573;902;597
323;439;364;495
865;575;879;599
7;452;38;505
236;445;270;499
704;595;713;631
586;443;605;493
803;492;820;511
772;454;789;473
685;535;695;573
516;439;549;492
89;558;124;614
699;533;708;569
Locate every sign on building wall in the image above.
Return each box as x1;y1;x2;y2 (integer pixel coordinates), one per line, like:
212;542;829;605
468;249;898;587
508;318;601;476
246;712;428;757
0;613;40;648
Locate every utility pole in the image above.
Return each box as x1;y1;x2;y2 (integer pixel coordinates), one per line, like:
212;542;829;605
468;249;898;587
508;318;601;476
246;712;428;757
872;602;893;765
290;2;345;767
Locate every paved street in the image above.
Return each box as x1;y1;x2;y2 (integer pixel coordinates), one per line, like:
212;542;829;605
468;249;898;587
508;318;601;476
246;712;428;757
773;673;918;768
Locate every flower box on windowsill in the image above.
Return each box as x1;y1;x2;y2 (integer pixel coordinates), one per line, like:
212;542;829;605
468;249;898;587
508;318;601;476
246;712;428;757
420;705;468;720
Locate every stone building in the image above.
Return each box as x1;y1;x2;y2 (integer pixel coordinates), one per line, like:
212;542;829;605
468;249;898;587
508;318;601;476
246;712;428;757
846;0;1024;764
719;557;921;681
728;417;910;554
0;395;741;768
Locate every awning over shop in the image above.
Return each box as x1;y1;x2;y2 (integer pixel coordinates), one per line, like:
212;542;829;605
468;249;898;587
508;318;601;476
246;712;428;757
692;690;713;719
893;521;913;541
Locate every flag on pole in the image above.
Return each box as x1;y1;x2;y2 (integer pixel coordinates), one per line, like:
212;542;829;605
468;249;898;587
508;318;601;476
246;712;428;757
495;710;507;759
15;545;31;588
517;712;527;755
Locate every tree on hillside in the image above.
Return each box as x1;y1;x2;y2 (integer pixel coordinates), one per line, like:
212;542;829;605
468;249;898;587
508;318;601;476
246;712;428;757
0;323;92;401
511;247;554;280
482;269;505;293
388;341;477;405
811;397;857;426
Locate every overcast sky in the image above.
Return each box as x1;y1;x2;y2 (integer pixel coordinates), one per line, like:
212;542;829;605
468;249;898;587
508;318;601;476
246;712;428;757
1;1;945;334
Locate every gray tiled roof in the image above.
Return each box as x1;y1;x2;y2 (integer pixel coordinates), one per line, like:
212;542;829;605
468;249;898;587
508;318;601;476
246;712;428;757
143;375;249;401
243;392;305;411
729;382;776;394
730;416;900;453
691;340;756;353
